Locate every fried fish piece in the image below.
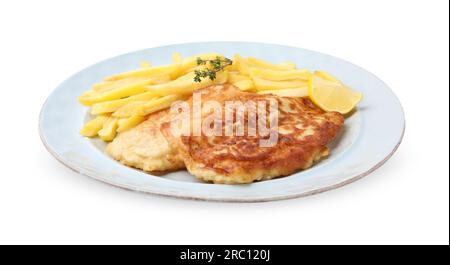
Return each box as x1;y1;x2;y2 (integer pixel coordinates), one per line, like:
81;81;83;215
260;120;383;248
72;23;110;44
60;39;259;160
161;84;344;184
106;109;185;172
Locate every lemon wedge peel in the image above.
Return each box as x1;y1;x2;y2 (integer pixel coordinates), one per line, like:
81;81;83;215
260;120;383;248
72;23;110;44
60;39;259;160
308;72;363;114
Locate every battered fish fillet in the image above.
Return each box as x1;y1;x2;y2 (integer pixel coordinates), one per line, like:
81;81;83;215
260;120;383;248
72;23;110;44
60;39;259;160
107;84;344;184
106;110;184;172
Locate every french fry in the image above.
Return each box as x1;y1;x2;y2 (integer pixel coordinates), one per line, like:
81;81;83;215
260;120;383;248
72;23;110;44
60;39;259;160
138;95;182;116
314;70;340;83
104;63;180;81
227;61;238;71
172;52;182;64
98;117;119;141
92;80;116;92
247;57;296;70
117;114;146;133
112;100;149;118
228;72;250;83
79;90;97;98
250;68;312;81
150;74;173;84
279;62;297;69
90;91;157;115
144;71;228;96
140;61;151;68
233;79;255;91
86;76;170;104
92;77;151;92
257;87;308;98
233;54;251;75
79;115;109;137
79;79;152;106
252;77;308;91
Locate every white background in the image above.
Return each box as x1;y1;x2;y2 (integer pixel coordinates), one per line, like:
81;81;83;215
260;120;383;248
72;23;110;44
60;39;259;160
0;0;448;245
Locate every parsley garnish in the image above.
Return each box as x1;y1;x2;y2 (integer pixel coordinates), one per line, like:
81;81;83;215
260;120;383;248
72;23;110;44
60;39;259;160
193;56;232;83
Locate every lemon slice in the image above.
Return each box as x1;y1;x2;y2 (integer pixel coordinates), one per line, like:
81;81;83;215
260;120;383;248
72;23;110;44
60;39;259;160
308;71;363;114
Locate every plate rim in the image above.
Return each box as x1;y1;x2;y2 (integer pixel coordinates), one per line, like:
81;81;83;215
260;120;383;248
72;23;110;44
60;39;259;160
39;41;406;202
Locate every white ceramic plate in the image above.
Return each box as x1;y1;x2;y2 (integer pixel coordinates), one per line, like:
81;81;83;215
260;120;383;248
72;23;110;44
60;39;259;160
39;42;405;202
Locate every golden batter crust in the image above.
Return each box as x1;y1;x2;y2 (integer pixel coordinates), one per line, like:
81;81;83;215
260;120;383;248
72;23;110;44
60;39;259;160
161;84;344;184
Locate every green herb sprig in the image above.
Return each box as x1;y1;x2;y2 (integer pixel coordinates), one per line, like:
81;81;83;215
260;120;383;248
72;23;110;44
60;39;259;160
194;56;232;83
